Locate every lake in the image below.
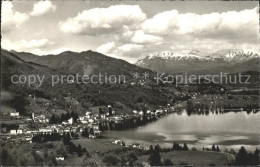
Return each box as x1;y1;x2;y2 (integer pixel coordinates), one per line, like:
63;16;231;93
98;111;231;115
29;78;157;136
103;111;260;151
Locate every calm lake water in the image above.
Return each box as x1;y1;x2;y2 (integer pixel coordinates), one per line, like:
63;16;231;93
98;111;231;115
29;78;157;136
103;111;260;151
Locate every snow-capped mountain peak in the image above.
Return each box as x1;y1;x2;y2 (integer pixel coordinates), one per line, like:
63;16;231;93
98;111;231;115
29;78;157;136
143;49;259;62
212;49;260;62
146;50;212;61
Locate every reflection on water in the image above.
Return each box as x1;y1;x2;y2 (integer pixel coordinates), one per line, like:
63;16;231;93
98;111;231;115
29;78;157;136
103;111;260;151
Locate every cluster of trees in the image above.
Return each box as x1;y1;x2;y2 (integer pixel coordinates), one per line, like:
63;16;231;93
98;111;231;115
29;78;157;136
0;148;16;166
0;146;57;166
102;151;139;166
49;112;79;124
203;145;220;152
148;145;162;166
102;154;120;166
32;133;62;143
62;133;88;157
148;145;174;166
172;142;189;151
67;142;87;157
235;147;259;166
81;127;95;137
212;145;220;152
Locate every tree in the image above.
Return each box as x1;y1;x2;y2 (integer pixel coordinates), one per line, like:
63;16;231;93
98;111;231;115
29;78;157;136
62;133;71;145
216;145;220;152
163;158;173;166
212;145;216;152
183;143;189;151
236;147;248;166
49;156;57;166
137;97;144;103
18;154;29;166
102;154;119;166
31;149;43;166
172;142;182;151
99;108;103;114
149;145;154;154
148;145;162;166
56;142;67;156
89;128;94;135
127;152;138;166
108;107;113;116
253;148;259;165
1;149;9;165
61;113;66;122
81;128;89;138
77;145;83;157
50;114;57;124
72;112;79;123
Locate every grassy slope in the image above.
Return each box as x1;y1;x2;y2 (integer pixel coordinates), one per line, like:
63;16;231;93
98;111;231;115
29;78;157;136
72;138;123;153
138;150;235;166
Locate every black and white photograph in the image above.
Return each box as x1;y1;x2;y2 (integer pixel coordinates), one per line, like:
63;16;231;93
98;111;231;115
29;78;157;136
0;0;259;166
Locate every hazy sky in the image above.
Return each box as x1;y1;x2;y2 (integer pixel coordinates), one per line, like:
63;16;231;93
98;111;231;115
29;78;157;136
2;1;259;63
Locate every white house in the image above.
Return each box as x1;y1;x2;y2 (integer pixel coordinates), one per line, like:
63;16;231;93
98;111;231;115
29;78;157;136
79;116;85;121
114;116;123;121
39;128;52;133
132;143;141;149
56;157;65;161
113;140;121;144
155;109;163;115
86;112;91;116
17;129;23;134
112;110;116;115
10;112;19;117
10;130;17;135
88;118;94;123
25;137;32;143
68;117;73;124
81;120;88;124
133;110;138;114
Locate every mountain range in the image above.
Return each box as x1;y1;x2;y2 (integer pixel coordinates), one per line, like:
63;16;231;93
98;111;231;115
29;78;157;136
1;48;259;115
1;49;175;115
136;49;260;74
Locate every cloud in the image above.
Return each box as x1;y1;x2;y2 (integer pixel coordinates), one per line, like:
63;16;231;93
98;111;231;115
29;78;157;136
2;2;258;64
118;44;144;52
96;42;116;54
141;7;258;41
131;30;162;44
30;1;56;16
95;42;144;62
2;39;55;52
59;5;146;35
31;47;74;55
2;2;29;33
21;39;54;48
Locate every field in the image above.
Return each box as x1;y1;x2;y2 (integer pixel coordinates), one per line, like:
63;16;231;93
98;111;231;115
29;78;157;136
138;150;235;166
72;138;123;153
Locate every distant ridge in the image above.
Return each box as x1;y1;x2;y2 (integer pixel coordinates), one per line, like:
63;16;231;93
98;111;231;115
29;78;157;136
136;49;260;74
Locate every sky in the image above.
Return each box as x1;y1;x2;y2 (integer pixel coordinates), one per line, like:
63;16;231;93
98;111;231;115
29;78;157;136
1;1;259;63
